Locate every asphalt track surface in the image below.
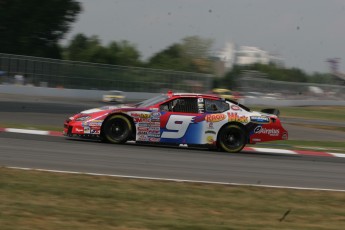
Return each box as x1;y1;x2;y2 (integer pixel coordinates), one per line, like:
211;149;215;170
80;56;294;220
1;94;345;191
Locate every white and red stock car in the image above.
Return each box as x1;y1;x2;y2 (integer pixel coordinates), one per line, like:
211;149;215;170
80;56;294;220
64;91;288;153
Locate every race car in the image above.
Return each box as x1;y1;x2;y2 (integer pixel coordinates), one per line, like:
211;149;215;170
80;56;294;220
102;90;125;103
64;91;288;153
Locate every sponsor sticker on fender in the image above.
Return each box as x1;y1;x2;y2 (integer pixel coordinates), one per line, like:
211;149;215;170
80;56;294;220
250;116;270;124
254;126;280;136
138;127;149;131
231;105;242;111
227;112;248;123
205;113;226;122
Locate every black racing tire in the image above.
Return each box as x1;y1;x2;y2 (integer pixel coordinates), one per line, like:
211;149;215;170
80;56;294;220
102;115;132;144
218;124;246;153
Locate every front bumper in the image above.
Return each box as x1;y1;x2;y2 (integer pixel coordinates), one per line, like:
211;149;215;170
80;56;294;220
63;119;101;139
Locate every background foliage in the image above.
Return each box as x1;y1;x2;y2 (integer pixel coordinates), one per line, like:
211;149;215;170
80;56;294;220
0;0;336;89
0;0;81;58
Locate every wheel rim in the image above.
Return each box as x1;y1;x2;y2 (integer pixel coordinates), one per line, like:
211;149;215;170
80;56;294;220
223;129;242;148
108;119;128;140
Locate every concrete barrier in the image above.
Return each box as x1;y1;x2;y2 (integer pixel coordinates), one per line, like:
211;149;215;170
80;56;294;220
0;84;159;102
1;84;344;106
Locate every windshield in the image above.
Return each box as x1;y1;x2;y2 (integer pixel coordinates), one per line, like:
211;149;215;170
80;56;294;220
135;94;169;108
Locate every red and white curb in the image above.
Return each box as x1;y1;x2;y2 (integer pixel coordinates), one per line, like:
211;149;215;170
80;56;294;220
243;147;345;158
1;127;344;158
0;127;62;137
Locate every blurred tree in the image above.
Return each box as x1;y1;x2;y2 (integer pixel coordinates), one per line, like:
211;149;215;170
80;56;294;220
147;36;214;73
147;43;191;71
63;34;142;66
107;40;142;66
0;0;81;58
63;34;107;63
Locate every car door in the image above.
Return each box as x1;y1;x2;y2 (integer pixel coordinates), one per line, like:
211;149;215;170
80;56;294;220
158;97;203;144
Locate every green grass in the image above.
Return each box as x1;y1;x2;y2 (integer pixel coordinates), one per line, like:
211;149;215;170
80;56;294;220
253;106;345;122
250;140;345;153
1;167;345;230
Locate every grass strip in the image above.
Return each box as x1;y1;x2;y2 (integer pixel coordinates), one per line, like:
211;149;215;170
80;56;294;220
1;167;345;230
280;106;345;122
251;140;345;153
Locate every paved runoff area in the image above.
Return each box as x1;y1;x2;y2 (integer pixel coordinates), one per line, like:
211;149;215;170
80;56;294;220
1;127;344;158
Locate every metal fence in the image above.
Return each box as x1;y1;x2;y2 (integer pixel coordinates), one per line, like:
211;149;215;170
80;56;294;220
1;53;344;100
237;71;345;100
0;53;213;93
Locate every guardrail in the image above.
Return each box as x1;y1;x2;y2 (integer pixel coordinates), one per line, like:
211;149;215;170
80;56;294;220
1;85;345;106
0;53;213;93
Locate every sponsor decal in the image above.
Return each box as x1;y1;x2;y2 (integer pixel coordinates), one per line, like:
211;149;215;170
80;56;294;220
151;112;161;118
208;122;214;129
131;113;141;117
205;130;216;135
138;127;149;131
84;127;90;134
75;128;84;133
150;112;160;121
198;98;204;102
231;105;242;111
141;113;151;118
254;126;280;136
91;129;100;134
149;137;160;142
137;135;148;141
148;129;160;134
131;113;151;118
206;136;216;144
149;122;160;127
148;127;160;131
250;116;270;124
88;122;102;127
205;113;226;122
148;134;160;138
252;138;261;142
134;118;150;123
227;112;248;123
138;131;148;135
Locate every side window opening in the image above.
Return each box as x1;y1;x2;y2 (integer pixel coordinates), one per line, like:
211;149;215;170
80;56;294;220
205;99;229;113
159;98;198;113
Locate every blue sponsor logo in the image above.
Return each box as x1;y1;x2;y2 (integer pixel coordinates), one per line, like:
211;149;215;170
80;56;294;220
250;116;270;124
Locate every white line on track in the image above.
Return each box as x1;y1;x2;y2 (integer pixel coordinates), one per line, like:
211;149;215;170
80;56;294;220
6;166;345;193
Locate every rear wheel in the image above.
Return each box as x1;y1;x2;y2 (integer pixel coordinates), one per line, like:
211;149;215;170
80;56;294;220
218;124;246;153
102;115;132;144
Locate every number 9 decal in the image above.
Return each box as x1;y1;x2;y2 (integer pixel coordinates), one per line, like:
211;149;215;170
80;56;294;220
161;115;194;139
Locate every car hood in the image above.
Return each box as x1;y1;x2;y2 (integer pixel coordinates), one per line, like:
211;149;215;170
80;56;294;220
80;104;135;114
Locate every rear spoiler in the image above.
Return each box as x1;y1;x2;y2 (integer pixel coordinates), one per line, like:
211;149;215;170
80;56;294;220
261;108;280;117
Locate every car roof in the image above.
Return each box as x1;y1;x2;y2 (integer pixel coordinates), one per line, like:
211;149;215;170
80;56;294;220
170;92;221;100
212;88;232;93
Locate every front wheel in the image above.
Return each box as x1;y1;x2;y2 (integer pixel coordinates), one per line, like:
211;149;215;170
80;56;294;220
102;115;132;144
218;124;246;153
